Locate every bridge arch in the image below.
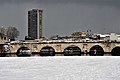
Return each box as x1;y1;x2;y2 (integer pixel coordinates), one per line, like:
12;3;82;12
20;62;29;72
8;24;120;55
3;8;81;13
64;45;81;56
17;47;32;57
111;46;120;56
40;46;55;56
89;45;104;56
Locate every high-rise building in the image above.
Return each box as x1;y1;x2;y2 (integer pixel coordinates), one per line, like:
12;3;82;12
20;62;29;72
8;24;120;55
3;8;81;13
28;9;43;39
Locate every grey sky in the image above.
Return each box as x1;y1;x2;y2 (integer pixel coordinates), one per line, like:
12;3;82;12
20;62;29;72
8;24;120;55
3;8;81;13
0;0;120;39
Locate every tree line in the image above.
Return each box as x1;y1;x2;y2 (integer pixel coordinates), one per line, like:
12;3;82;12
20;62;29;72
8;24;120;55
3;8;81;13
0;26;19;40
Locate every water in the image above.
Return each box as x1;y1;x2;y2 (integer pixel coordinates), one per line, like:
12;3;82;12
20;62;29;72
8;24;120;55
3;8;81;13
0;57;120;80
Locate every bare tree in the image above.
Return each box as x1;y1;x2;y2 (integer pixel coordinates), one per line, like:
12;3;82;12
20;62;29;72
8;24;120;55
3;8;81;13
0;26;7;37
6;26;19;40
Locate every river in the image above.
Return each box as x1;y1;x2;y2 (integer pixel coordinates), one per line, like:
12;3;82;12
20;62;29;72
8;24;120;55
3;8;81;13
0;57;120;80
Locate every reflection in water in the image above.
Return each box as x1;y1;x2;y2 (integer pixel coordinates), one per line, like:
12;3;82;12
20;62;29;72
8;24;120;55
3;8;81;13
40;46;55;56
64;46;81;56
111;47;120;56
17;47;32;57
19;50;31;55
89;45;104;56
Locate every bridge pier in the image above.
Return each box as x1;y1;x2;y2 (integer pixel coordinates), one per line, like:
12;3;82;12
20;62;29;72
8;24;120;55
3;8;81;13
104;52;112;56
55;52;64;56
32;52;40;57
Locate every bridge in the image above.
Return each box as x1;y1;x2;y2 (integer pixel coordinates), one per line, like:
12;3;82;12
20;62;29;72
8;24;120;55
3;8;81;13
0;40;120;57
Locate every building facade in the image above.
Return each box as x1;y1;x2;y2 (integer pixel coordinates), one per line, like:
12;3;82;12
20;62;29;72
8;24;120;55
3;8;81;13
28;9;43;39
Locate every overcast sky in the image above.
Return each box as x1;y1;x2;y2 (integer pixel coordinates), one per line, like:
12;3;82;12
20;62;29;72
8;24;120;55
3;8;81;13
0;0;120;39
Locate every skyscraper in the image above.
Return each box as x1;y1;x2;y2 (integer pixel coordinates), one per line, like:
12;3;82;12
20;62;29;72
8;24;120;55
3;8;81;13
28;9;43;39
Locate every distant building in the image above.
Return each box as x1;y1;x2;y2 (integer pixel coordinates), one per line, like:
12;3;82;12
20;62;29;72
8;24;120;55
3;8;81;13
97;33;119;41
110;33;118;41
71;31;87;38
98;34;110;41
28;9;43;39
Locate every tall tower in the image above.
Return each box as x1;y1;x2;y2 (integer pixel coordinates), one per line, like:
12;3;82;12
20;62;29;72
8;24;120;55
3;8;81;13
28;9;43;39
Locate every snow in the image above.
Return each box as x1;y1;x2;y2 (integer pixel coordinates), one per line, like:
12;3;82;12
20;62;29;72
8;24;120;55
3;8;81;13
0;57;120;80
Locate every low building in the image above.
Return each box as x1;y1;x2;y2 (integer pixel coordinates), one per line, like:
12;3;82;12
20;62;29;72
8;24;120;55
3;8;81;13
71;31;87;38
110;33;118;41
98;33;119;41
98;34;110;41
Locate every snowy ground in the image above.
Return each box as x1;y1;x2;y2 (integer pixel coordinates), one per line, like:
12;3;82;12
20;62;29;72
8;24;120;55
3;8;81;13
0;57;120;80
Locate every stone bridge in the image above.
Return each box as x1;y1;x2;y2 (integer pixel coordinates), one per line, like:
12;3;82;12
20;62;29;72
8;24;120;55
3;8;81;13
1;41;120;56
